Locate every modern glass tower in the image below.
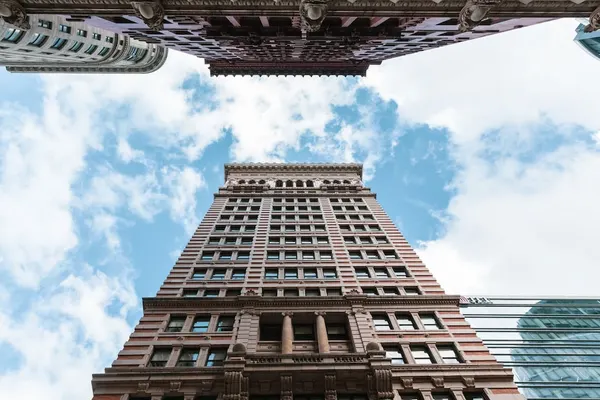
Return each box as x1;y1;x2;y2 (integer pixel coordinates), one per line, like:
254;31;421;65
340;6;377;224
91;163;525;400
461;297;600;399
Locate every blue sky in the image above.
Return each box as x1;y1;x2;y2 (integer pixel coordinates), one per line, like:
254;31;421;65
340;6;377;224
0;18;599;400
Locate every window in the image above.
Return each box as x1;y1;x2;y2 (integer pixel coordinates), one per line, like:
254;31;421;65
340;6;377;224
206;349;226;366
463;393;486;400
374;268;388;278
208;237;220;245
411;346;434;364
176;349;199;367
241;237;253;245
201;252;214;261
105;36;114;43
432;395;454;400
285;225;295;232
303;269;317;279
373;315;393;331
437;345;461;364
285;237;296;244
404;287;420;296
294;324;314;340
271;225;281;232
262;289;277;297
260;324;281;340
382;287;398;295
237;251;250;260
226;289;241;297
349;251;362;260
272;215;282;221
326;288;342;296
149;349;170;367
383;251;398;259
320;252;333;260
28;33;48;47
230;225;241;232
2;28;24;43
327;324;348;340
302;251;315;260
362;287;378;296
420;314;441;330
267;252;279;260
314;225;325;231
305;288;320;297
400;395;422;400
166;316;186;332
300;237;312;244
323;269;337;279
265;269;279;279
59;24;71;33
344;237;356;244
214;225;225;232
269;237;280;244
76;29;87;37
231;269;245;280
359;236;372;244
355;268;369;278
49;37;68;50
216;316;235;332
338;395;367;400
285;252;297;260
283;289;298;297
383;346;405;364
37;19;52;28
192;269;206;280
92;32;102;40
366;251;380;260
211;269;226;280
375;236;388;244
203;290;219;297
284;269;298;279
84;44;98;54
393;267;408;278
396;314;417;330
191;316;210;332
300;225;311;231
354;225;366;232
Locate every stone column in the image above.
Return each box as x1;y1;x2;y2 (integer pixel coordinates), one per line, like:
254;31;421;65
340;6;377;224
315;312;330;353
282;312;294;354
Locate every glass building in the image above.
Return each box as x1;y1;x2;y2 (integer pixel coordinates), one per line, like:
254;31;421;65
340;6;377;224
574;22;600;61
461;297;600;400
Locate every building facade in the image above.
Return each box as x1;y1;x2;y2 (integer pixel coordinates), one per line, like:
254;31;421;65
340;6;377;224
91;163;524;400
2;0;600;76
0;14;167;73
574;22;600;61
461;297;600;399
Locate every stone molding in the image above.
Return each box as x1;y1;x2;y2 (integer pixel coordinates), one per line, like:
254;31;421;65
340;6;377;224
0;0;30;30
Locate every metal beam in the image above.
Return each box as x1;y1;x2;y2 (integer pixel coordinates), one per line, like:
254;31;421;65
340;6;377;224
259;16;269;27
226;15;240;27
341;16;357;27
370;17;389;27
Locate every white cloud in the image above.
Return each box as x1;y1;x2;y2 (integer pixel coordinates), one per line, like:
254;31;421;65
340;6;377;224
117;138;144;164
161;166;206;234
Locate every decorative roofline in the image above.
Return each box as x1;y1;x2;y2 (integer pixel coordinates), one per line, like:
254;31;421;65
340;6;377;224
224;162;364;182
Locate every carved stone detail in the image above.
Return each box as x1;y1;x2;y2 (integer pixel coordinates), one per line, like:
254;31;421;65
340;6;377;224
224;371;243;400
431;376;444;388
169;381;182;391
131;0;165;31
281;375;293;400
299;0;328;32
137;381;150;392
585;5;600;32
401;378;413;389
325;374;337;400
458;0;502;32
0;0;30;30
240;376;249;400
462;376;476;388
374;369;393;400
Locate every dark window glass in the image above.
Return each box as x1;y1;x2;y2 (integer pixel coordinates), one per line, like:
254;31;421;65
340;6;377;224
192;269;206;280
206;349;226;366
362;287;378;296
355;268;369;278
201;252;214;260
260;324;282;340
327;324;348;340
211;269;226;280
226;289;241;297
182;289;198;297
382;287;398;296
216;316;235;332
237;251;250;260
323;269;337;279
303;269;317;279
166;316;186;332
393;267;408;278
283;289;298;297
349;251;362;259
176;349;199;367
203;290;219;297
192;316;210;332
294;324;314;340
265;269;279;279
305;288;321;297
149;349;170;367
231;269;246;279
374;268;388;278
284;269;298;279
262;289;277;297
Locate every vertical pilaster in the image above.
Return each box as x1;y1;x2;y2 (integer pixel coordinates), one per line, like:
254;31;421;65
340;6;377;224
282;312;294;354
315;311;330;353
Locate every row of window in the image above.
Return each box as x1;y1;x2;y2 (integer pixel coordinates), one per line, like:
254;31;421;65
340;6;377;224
228;198;262;203
344;236;388;245
336;214;375;221
355;266;409;278
183;288;241;297
264;267;337;279
223;205;261;212
219;214;258;222
273;198;320;203
214;225;256;233
268;236;329;245
349;250;398;260
266;250;333;260
206;237;253;246
270;224;327;232
363;287;420;296
166;315;233;333
332;205;369;211
340;224;382;232
374;313;440;331
190;267;246;280
200;251;251;261
385;344;461;365
179;287;423;298
271;214;324;221
272;205;321;212
150;347;226;367
260;322;348;341
131;393;484;400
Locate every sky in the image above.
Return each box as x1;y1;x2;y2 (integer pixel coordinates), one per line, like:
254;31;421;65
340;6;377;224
0;17;599;400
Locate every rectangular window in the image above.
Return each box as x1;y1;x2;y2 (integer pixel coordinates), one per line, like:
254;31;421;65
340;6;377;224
303;269;317;279
359;236;372;244
214;225;226;232
77;29;87;37
323;269;337;279
420;314;441;330
393;267;408;278
411;346;434;364
285;225;295;232
38;20;52;29
404;287;420;296
437;345;461;364
432;395;454;400
211;269;226;280
272;215;282;221
182;289;197;297
231;269;246;280
92;32;102;40
373;315;392;331
300;237;312;244
326;288;342;296
267;252;280;260
302;251;315;260
283;289;298;297
216;316;235;332
327;324;348;340
260;324;282;341
300;225;311;231
382;287;398;296
84;44;98;54
50;37;67;50
463;393;486;400
284;269;298;279
236;251;250;260
314;225;325;231
262;289;277;297
268;237;280;244
230;225;241;232
285;252;297;260
375;236;388;244
316;237;328;244
305;288;321;297
400;395;422;400
241;237;253;245
354;225;366;232
203;290;219;297
383;346;405;365
191;316;210;332
271;225;281;231
362;287;378;296
176;349;199;367
166;316;186;332
294;324;315;340
320;252;333;260
366;251;380;260
383;251;398;259
192;269;206;280
369;225;381;231
206;349;226;366
149;349;170;367
201;252;214;261
226;289;241;297
355;268;369;278
285;237;296;244
208;237;220;245
349;251;362;260
396;314;417;330
59;24;72;33
374;268;388;278
265;269;279;279
28;33;48;47
224;238;237;245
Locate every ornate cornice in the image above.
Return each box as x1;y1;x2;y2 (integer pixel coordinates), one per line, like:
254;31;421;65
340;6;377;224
224;162;364;181
142;294;461;311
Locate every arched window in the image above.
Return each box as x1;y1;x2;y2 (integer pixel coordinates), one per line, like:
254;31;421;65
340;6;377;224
276;180;283;188
323;180;331;184
333;180;341;184
239;180;246;184
258;180;266;185
286;180;293;188
306;180;314;187
296;180;304;187
343;180;350;184
248;180;256;184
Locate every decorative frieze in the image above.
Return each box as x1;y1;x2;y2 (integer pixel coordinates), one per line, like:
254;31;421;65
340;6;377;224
0;0;29;29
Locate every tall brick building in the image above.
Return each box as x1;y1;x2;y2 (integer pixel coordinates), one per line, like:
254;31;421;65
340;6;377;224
91;163;524;400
